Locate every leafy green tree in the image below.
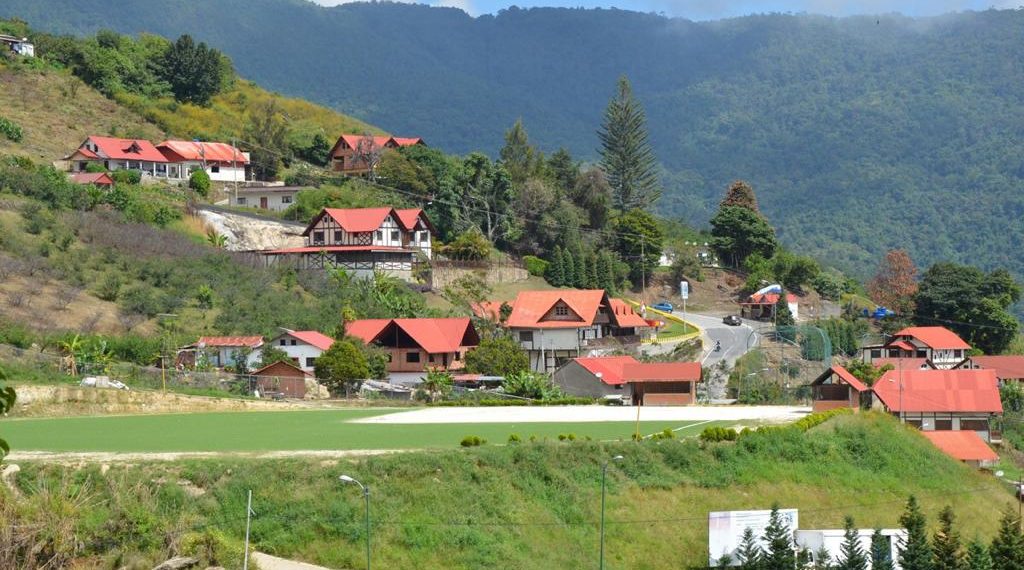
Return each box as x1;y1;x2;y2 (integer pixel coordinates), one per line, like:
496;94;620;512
899;496;933;570
547;147;580;193
444;227;492;260
932;506;964;570
464;337;529;377
258;346;292;369
502;371;563;400
965;540;992;570
736;526;764;570
771;251;820;291
614;208;663;287
710;205;777;268
314;338;369;397
420;368;454;402
243;100;289;181
835;516;868;570
844;359;892;387
990;507;1024;570
597;76;661;211
0;367;15;463
298;132;332;166
189;168;211;198
762;504;796;570
569;167;612;230
870;529;896;570
456;153;517;245
160;34;231;105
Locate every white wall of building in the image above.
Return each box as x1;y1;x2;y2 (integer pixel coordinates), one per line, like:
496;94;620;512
271;335;326;372
796;529;905;570
232;191;297;212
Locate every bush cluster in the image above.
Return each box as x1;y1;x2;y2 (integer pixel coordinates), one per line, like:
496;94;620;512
0;116;24;142
793;407;853;431
460;435;486;447
700;426;739;442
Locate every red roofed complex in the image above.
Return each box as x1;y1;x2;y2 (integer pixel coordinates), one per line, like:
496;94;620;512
921;431;999;467
156;140;249;182
969;355;1024;382
862;326;971;370
810;366;871;412
176;336;264;370
329;134;425;174
269;329;336;373
262;207;433;281
872;368;1002;442
553;356;701;404
67;136;181;179
345;318;480;373
476;289;654;373
740;292;799;321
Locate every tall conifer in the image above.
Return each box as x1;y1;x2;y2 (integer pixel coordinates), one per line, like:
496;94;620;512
597;76;661;211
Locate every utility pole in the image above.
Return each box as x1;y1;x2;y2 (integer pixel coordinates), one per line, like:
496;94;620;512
243;489;253;570
640;236;646;301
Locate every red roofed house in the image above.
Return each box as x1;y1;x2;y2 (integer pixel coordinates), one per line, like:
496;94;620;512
963;355;1024;382
740;292;799;321
809;365;871;412
66;136;180;179
345;318;480;373
477;290;654;373
862;326;971;370
872;368;1002;442
69;172;114;187
268;329;335;373
329;134;425;175
262;207;433;280
921;431;999;468
156;140;249;183
178;336;264;370
552;356;701;405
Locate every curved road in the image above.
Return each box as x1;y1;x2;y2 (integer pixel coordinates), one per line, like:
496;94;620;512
671;311;758;369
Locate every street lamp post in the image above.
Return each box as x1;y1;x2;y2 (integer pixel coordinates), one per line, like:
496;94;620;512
738;368;770;402
600;455;624;570
340;475;370;570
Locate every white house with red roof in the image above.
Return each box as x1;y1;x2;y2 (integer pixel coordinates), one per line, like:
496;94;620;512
66;136;180;179
345;318;479;373
476;289;654;373
262;207;433;280
329;134;424;174
156;140;249;182
740;291;799;321
553;355;701;405
872;368;1002;442
268;329;335;373
862;326;971;369
177;335;264;370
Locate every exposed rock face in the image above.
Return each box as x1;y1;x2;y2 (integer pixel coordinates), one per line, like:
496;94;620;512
152;556;199;570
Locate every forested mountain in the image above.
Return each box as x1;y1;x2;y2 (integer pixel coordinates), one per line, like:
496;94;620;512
4;1;1024;279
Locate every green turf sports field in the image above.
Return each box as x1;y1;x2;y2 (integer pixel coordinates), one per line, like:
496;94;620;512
2;408;730;453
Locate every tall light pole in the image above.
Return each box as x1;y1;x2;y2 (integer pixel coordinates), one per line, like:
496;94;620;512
340;475;370;570
600;455;624;570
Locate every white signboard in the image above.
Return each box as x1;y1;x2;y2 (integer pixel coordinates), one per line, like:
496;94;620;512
708;509;798;567
680;281;689;300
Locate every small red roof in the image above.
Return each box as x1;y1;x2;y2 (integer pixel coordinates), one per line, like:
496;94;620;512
279;330;335;351
344;319;392;345
572;356;640;385
157;140;249;164
394;208;427;231
608;298;651;328
262;245;409;255
812;365;869;392
873;358;934;371
622;362;701;383
743;292;798;305
921;431;998;462
251;360;312;378
500;289;608;329
890;327;971;350
873;368;1001;413
69;172;114;186
389;137;424;147
83;136;168;162
888;340;916;352
346;318;478;354
972;355;1024;380
198;336;264;348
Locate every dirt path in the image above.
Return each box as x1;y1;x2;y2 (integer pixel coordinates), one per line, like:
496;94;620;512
6;448;405;463
253;552;336;570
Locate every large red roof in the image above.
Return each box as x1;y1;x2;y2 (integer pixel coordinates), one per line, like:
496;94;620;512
873;368;1001;413
608;298;650;328
622;362;701;383
157;140;249;164
301;207;429;236
346;318;477;353
572;356;639;385
921;431;998;462
262;245;409;255
890;327;971;350
198;336;264;348
344;319;392;345
873;358;934;371
972;355;1024;380
83;136;168;162
279;330;335;351
501;289;608;329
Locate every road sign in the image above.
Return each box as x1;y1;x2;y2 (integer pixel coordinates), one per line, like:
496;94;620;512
680;281;689;300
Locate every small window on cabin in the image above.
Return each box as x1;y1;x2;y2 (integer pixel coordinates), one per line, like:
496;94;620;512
454;352;460;361
916;350;927;358
554;304;569;316
290;339;297;346
428;354;435;363
406;352;420;363
237;197;247;205
211;164;220;173
313;231;325;244
281;196;292;204
375;230;383;241
391;230;400;242
334;230;343;243
520;331;534;342
870;349;881;358
279;339;286;346
386;353;393;363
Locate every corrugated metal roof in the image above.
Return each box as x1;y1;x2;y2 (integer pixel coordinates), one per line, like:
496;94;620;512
891;327;971;350
873;368;1001;413
922;431;998;462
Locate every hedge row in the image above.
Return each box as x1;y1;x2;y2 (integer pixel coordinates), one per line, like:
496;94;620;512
432;397;595;407
700;408;852;443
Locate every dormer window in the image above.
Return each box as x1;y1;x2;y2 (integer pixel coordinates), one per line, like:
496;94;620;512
554;304;569;316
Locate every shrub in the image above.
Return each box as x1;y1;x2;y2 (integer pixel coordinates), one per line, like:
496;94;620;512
502;370;564;400
522;255;549;277
110;170;142;185
189;169;211;197
700;426;739;442
84;162;108;173
792;407;852;431
460;435;486;447
508;433;522;444
557;433;576;441
651;428;676;440
0;116;23;142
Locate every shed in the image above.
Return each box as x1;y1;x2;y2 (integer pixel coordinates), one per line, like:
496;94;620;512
809;365;869;412
921;431;999;468
252;360;309;399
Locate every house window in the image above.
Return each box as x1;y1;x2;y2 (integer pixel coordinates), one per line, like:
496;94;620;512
305;357;316;368
78;161;87;171
916;350;927;358
428;354;435;363
554;305;569;316
375;230;383;241
282;196;292;204
870;349;881;358
313;231;325;244
211;164;220;173
454;352;460;361
334;230;343;243
954;349;963;358
290;339;297;346
520;331;534;342
935;419;953;431
406;352;420;363
237;197;247;205
279;339;286;346
391;230;400;241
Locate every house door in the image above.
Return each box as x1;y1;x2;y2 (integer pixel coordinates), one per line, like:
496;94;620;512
260;197;268;209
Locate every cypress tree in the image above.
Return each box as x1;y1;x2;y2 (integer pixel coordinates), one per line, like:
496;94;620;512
549;246;565;286
899;496;933;570
835;516;868;570
596;251;614;292
562;249;576;288
736;526;764;570
597;75;661;211
932;506;964;570
762;505;796;570
813;545;833;570
586;251;599;289
574;247;587;288
965;540;992;570
870;529;896;570
990;507;1024;570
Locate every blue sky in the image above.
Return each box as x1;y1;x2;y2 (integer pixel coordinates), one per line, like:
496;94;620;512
312;0;1022;19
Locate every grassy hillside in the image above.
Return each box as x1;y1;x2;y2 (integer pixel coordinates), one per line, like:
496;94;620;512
1;412;1013;569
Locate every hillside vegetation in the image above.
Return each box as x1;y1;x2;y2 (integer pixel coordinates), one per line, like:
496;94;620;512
0;413;1013;569
7;2;1023;279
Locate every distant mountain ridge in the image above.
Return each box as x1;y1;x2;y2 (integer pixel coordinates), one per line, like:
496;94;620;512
3;1;1024;279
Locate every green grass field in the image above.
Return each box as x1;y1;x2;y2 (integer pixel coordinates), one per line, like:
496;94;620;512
3;408;727;453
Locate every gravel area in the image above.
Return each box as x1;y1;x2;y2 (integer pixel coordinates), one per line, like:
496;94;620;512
352;405;810;424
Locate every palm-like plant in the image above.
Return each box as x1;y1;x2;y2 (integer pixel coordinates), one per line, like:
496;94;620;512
58;334;83;376
206;228;227;248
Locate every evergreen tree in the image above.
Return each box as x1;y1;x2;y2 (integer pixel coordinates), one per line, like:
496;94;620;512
500;118;540;186
546;147;580;194
813;545;833;570
762;505;797;570
721;180;761;212
562;249;576;288
932;506;964;570
574;247;587;288
775;293;795;327
597;75;661;211
596;251;615;292
736;526;764;570
835;516;868;570
990;507;1024;570
965;540;992;570
549;246;565;286
899;496;933;570
870;529;895;570
585;251;599;289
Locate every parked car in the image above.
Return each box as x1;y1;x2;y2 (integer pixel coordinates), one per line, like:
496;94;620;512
651;301;674;312
723;315;742;326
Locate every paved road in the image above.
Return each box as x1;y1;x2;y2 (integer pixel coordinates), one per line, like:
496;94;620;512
678;311;758;369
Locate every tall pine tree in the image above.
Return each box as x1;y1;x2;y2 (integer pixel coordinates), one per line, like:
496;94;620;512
899;496;934;570
965;540;992;570
736;526;764;570
574;247;587;288
835;516;868;570
931;506;964;570
870;529;896;570
549;246;565;286
597;76;661;211
762;505;797;570
990;507;1024;570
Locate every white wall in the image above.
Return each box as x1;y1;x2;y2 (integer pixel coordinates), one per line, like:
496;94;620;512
232;192;297;212
795;529;905;570
271;335;326;372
